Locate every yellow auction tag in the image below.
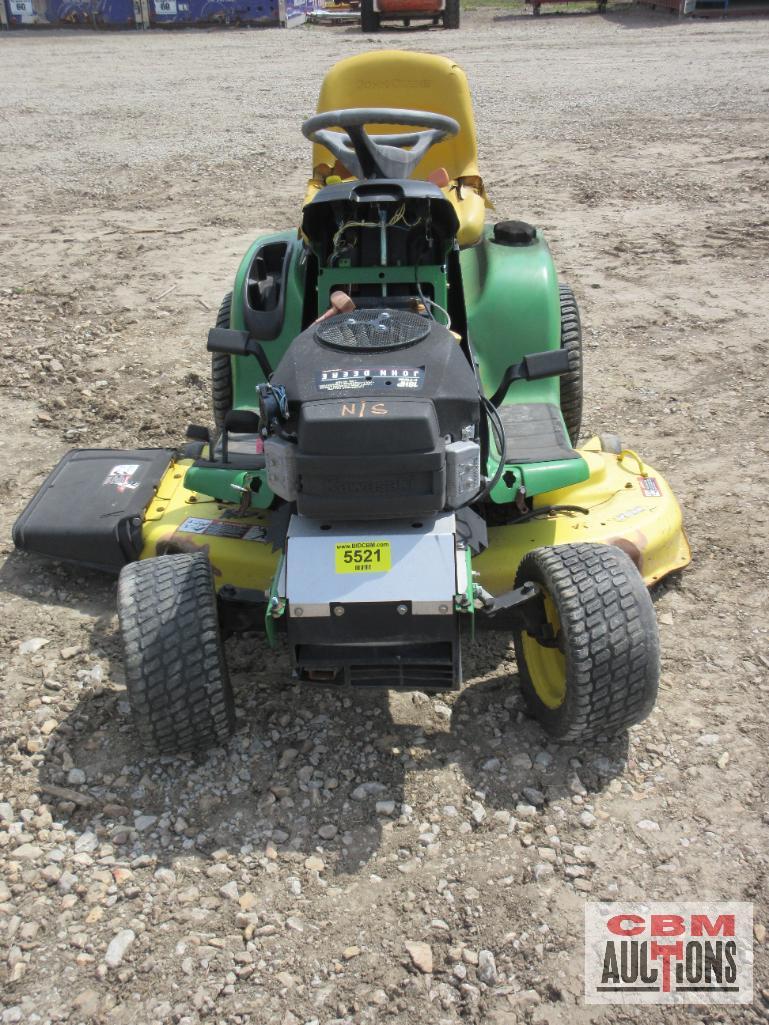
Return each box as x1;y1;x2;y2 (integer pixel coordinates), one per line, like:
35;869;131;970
335;540;391;574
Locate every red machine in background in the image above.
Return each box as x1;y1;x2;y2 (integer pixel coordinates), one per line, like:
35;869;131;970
360;0;458;30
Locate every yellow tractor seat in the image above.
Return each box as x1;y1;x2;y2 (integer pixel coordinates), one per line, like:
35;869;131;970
303;51;491;249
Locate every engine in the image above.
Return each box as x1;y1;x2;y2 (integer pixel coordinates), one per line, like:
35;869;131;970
263;309;482;520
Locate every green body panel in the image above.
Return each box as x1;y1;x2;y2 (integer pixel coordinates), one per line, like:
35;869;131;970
224;229;306;512
229;230;306;410
460;227;561;398
183;465;273;509
460;227;588;499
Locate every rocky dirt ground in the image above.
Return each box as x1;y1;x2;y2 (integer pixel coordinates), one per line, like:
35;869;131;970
1;9;769;1025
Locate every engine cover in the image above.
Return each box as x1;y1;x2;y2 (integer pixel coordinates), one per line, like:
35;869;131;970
266;310;481;520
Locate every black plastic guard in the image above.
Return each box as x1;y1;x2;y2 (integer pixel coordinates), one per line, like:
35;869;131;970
12;449;174;573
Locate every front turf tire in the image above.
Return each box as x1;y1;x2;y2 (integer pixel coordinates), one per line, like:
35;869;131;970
559;284;583;446
118;553;235;755
512;543;659;741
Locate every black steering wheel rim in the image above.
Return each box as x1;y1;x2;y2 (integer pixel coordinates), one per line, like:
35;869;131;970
301;107;460;181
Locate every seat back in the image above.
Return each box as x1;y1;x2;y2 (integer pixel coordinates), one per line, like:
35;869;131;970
312;51;481;183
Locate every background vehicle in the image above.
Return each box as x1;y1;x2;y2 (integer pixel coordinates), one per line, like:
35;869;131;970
360;0;459;30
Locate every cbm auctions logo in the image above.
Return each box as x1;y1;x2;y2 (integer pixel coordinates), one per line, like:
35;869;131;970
585;902;753;1004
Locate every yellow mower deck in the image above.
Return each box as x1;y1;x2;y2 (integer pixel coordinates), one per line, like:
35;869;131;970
140;436;690;596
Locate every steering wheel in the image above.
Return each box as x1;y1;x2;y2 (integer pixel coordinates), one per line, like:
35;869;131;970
302;108;460;181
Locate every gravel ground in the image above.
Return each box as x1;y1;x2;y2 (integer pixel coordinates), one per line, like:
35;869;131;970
1;9;769;1025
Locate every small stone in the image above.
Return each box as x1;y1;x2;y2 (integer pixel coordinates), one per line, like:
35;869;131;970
351;782;387;801
219;881;239;902
482;757;500;772
104;929;135;967
717;752;730;769
462;948;479;966
72;990;100;1017
278;748;299;770
102;804;130;819
697;733;720;747
134;815;157;831
239;892;259;911
178;886;200;904
41;864;62;884
522;787;545;807
478;949;497;986
533;862;554;882
19;637;50;655
754;923;766;944
579;811;596;829
318;823;338;840
286;876;302;896
375;800;396;816
509;989;541;1009
11;843;42;861
304;856;325;873
0;802;14;823
636;819;660;832
470;801;486;824
516;802;538;819
342;945;361;960
60;645;81;660
405;941;433;974
67;768;86;785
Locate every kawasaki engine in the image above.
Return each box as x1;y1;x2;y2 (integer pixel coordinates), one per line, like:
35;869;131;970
263;308;481;519
261;308;483;689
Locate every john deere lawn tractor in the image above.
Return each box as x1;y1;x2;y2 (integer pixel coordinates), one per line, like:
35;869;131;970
13;52;690;755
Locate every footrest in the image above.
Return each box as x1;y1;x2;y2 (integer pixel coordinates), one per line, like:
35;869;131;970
498;403;579;464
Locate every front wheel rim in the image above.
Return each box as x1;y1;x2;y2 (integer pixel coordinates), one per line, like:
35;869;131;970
521;592;567;709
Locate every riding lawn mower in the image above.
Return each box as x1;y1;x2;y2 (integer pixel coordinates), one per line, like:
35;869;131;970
12;52;690;754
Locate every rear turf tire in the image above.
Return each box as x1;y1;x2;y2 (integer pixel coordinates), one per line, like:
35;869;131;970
559;284;582;446
211;292;233;434
512;543;659;741
118;553;235;755
443;0;460;27
361;0;380;31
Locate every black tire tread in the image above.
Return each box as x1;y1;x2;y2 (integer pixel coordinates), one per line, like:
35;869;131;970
559;284;583;446
211;292;233;434
443;0;460;28
513;543;659;741
360;0;380;31
118;553;235;754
